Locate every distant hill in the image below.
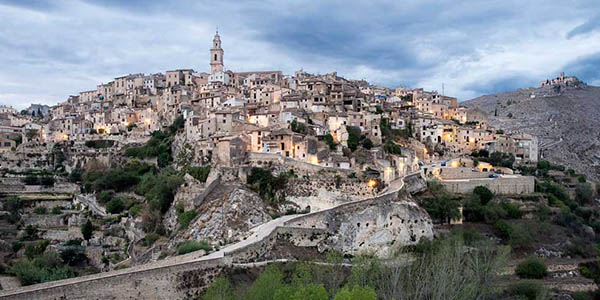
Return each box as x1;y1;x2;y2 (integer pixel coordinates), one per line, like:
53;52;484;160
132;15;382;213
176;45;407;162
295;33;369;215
462;80;600;181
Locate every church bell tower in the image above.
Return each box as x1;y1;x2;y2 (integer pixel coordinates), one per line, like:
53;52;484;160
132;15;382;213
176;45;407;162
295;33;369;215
210;30;224;74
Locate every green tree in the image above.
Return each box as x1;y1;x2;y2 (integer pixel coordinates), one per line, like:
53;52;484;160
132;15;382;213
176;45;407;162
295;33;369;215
361;138;373;150
575;182;593;205
323;134;337;150
346;126;361;152
473;186;494;205
333;285;377;300
244;265;284;300
202;275;235;300
422;190;461;224
81;219;93;241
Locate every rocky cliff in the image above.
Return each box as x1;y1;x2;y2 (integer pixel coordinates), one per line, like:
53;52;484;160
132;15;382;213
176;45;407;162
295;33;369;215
463;83;600;180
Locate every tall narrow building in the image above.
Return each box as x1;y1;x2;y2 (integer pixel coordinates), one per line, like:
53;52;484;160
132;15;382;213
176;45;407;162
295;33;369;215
210;31;224;74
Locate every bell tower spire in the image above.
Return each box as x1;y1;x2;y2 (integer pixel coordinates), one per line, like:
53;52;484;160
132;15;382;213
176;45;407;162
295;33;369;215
210;29;224;74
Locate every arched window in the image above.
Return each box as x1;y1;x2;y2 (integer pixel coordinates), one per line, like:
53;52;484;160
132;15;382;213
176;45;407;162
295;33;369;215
214;54;218;61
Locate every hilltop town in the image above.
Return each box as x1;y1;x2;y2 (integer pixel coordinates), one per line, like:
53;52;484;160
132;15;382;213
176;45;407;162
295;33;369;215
0;32;598;299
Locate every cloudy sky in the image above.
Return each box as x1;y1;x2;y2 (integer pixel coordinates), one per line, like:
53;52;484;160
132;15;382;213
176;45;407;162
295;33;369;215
1;0;600;109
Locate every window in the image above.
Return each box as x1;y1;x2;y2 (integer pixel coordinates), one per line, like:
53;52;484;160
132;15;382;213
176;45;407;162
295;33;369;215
214;54;218;61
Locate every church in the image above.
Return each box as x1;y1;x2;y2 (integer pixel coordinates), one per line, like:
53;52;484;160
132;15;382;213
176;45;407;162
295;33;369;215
206;31;283;87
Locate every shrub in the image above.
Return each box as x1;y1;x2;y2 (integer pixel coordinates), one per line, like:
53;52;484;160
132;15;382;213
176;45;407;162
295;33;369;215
33;206;48;215
129;204;143;217
473;186;494;205
576;183;594;205
177;240;212;255
51;206;62;214
4;196;22;224
40;176;55;187
501;202;522;219
515;257;548;279
24;240;49;259
537;160;551;170
143;233;160;247
85;140;114;148
361;138;374;150
509;224;533;250
187;166;211;182
508;281;546;300
493;220;513;239
11;252;74;286
178;210;197;229
334;285;377;300
23;174;39;185
247;167;290;206
106;198;125;214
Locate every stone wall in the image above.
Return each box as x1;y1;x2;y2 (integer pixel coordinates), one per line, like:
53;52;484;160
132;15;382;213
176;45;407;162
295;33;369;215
0;258;225;300
284;177;376;211
441;175;535;194
247;152;351;176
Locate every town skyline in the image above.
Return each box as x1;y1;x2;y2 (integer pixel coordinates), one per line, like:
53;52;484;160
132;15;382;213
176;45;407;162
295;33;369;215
1;0;600;109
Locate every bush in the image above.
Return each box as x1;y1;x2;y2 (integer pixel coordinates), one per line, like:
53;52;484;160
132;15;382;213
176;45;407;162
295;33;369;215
178;210;197;229
509;224;533;250
11;252;74;286
143;233;160;247
501;202;522;219
515;257;548;279
106;198;125;214
473;186;494;205
247;167;290;206
493;220;513;239
361;138;373;150
51;206;62;214
24;240;49;259
129;204;143;217
177;240;212;255
576;183;594;205
508;281;546;300
187;166;211;182
23;174;39;185
33;206;48;215
84;140;114;149
334;285;377;300
40;176;55;187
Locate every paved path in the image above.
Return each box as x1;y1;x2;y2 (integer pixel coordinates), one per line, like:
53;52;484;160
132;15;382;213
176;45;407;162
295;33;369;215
0;172;413;297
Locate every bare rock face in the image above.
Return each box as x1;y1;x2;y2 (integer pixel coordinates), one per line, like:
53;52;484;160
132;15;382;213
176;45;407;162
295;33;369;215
171;185;271;247
164;174;205;232
318;200;433;257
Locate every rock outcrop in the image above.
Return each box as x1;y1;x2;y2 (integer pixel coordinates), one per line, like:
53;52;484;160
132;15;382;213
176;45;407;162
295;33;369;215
171;184;271;247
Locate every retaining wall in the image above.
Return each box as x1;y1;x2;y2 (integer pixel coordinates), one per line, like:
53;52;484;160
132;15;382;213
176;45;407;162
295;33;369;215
441;176;535;194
